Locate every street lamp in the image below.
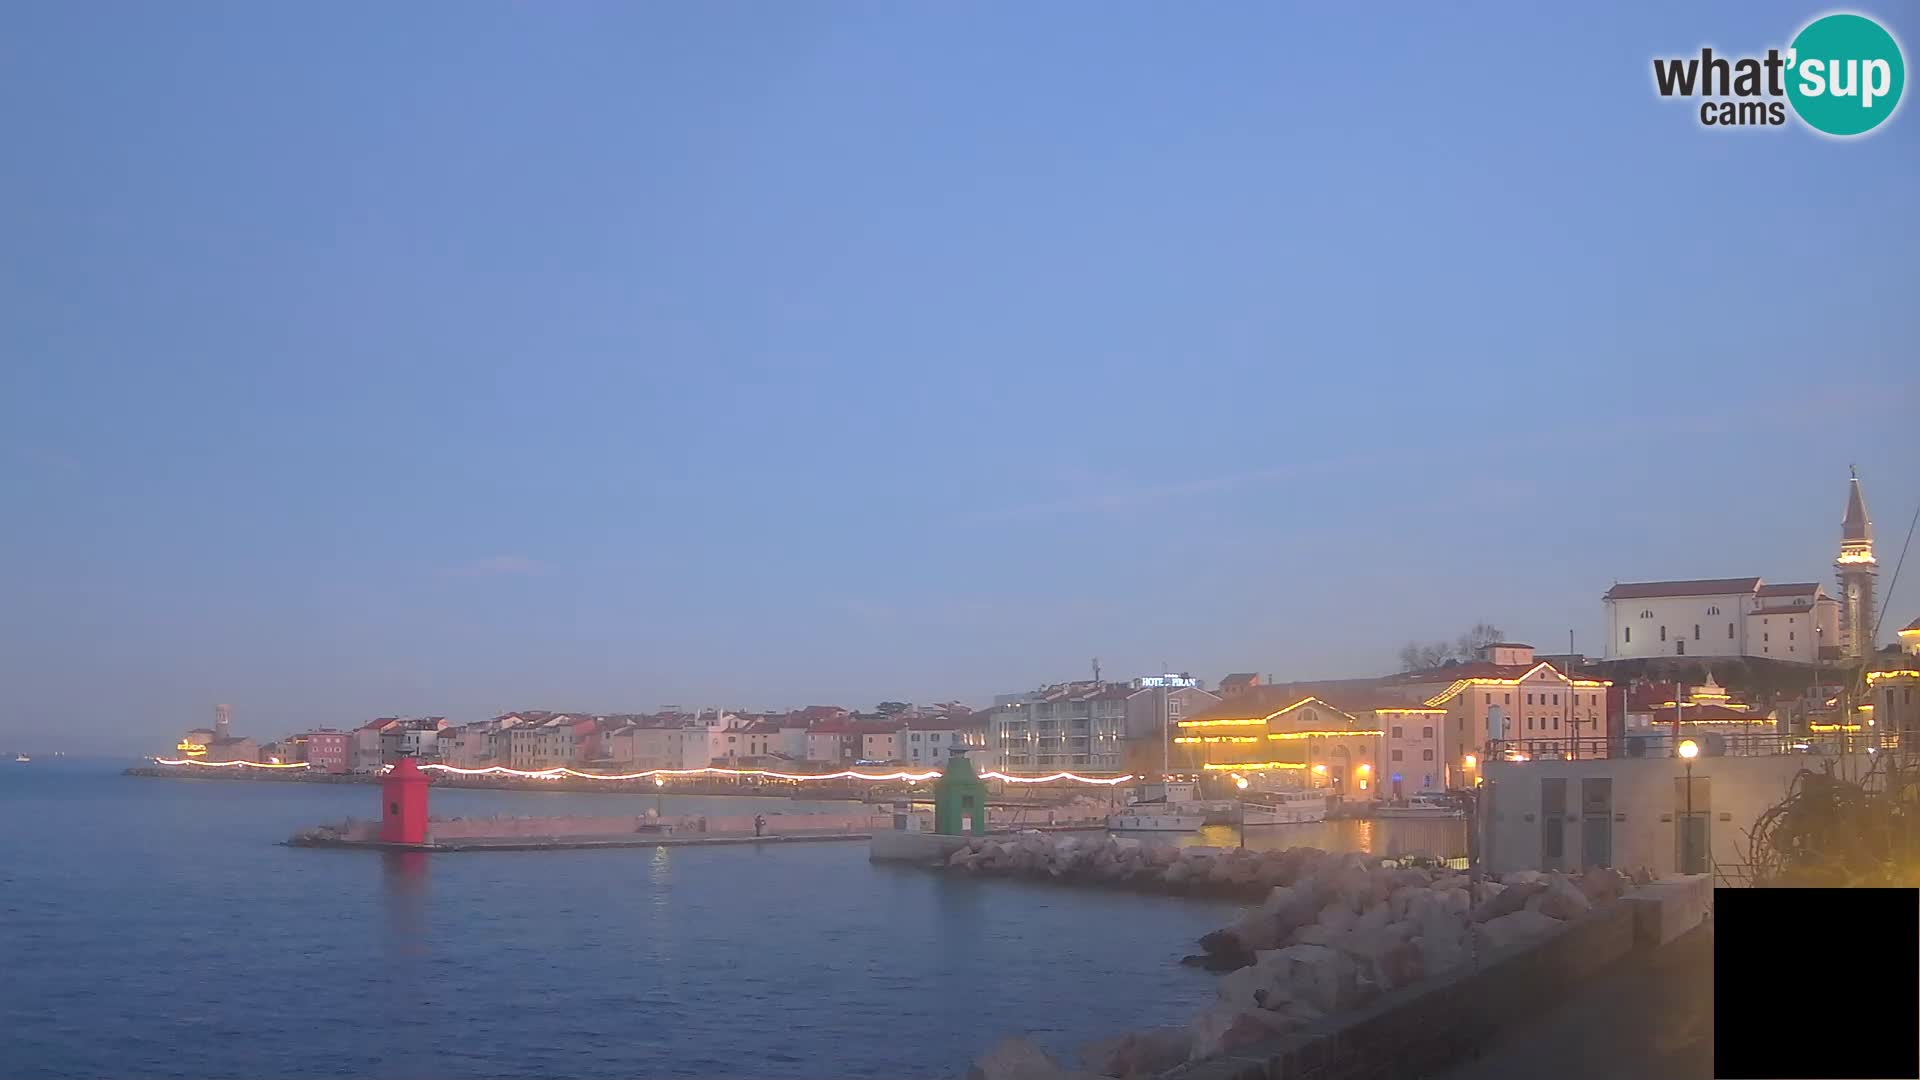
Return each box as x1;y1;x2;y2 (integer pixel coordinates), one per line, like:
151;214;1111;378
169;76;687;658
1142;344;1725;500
654;774;665;818
1678;739;1699;873
1233;775;1249;849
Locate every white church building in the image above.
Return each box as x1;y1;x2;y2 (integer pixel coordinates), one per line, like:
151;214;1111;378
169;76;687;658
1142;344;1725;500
1603;577;1838;662
1602;472;1875;665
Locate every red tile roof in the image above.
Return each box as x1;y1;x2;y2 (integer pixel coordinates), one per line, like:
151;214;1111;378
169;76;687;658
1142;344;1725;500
1756;583;1821;597
1603;578;1760;600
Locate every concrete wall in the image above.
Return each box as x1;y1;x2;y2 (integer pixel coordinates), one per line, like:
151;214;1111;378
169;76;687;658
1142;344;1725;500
1481;752;1875;875
1607;592;1754;660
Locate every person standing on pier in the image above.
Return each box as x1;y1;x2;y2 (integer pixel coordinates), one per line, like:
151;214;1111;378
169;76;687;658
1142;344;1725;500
753;814;765;837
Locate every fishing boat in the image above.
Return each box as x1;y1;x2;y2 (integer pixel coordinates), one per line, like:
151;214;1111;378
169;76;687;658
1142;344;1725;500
1374;792;1464;819
1237;790;1328;825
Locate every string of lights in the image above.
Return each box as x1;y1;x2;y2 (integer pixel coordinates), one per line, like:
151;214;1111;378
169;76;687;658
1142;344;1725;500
149;757;1133;785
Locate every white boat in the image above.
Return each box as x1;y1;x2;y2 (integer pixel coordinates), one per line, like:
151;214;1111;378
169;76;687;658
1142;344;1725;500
1238;791;1328;825
13;753;29;763
1107;810;1206;832
1375;792;1464;819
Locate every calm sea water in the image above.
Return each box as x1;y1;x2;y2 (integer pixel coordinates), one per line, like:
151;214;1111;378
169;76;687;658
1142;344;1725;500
0;760;1464;1080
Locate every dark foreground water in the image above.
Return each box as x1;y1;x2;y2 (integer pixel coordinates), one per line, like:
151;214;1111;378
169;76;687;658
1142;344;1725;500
0;760;1464;1080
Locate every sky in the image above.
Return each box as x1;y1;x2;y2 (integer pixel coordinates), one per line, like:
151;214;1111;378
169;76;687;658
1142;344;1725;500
2;3;1915;752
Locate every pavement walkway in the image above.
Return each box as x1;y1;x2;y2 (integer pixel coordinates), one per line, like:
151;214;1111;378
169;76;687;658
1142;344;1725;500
1431;921;1715;1080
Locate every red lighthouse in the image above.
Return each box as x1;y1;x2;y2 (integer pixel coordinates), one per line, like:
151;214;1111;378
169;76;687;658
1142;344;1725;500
380;757;430;845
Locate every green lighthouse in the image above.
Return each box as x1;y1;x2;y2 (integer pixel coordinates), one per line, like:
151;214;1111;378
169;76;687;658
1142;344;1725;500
933;750;989;835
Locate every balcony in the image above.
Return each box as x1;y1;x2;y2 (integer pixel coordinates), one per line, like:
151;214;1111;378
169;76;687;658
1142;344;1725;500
1487;730;1898;762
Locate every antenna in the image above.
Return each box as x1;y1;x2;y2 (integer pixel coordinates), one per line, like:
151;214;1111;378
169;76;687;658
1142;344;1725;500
1092;656;1101;683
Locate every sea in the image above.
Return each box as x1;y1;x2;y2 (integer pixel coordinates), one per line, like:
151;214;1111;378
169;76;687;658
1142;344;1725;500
0;759;1465;1080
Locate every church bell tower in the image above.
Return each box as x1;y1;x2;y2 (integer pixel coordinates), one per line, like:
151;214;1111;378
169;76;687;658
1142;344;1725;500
1836;467;1877;661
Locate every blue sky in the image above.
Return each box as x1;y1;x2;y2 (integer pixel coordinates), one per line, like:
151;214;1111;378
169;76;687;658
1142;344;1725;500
2;3;1915;750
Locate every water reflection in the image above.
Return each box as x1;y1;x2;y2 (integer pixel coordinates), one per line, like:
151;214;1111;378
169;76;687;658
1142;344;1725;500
1171;818;1468;859
380;851;430;956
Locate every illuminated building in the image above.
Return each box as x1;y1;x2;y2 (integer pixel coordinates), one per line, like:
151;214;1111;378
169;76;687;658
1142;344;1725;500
1874;616;1920;768
1173;691;1384;795
1386;643;1611;782
1836;468;1877;661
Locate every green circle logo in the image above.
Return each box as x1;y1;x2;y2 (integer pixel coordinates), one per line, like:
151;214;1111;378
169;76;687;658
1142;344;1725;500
1786;13;1905;136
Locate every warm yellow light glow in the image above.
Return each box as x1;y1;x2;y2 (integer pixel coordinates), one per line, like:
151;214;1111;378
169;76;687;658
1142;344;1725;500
1421;663;1611;706
1266;730;1384;740
155;757;309;770
1866;670;1920;683
1678;740;1699;760
1172;736;1260;744
1175;718;1270;729
1808;723;1865;733
174;741;207;755
1836;550;1877;565
1233;776;1250;790
1356;763;1372;775
1311;764;1328;775
1373;708;1448;714
653;776;665;787
1202;761;1307;771
1462;754;1477;768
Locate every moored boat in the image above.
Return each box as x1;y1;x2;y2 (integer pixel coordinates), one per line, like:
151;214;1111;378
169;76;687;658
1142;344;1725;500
1237;790;1328;825
1106;810;1206;832
1374;792;1464;819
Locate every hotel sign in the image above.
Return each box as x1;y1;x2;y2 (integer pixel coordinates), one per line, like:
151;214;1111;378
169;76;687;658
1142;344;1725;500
1137;675;1199;688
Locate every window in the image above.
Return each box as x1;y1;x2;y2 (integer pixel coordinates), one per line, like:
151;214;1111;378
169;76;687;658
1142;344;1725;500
1553;718;1560;730
1641;609;1653;619
1527;693;1534;705
1422;749;1434;761
1527;718;1535;730
1625;627;1631;643
1504;693;1511;705
1391;750;1403;761
1422;726;1434;739
1552;694;1559;706
1660;626;1667;641
1789;631;1794;640
1391;726;1404;739
1693;625;1700;640
1728;622;1735;639
1764;632;1769;642
1707;606;1720;616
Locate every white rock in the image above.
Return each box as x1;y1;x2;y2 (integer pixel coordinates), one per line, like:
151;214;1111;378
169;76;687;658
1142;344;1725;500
1475;910;1562;951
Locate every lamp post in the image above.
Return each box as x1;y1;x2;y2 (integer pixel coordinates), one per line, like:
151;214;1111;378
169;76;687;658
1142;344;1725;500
654;775;665;818
1234;774;1249;849
1678;739;1699;873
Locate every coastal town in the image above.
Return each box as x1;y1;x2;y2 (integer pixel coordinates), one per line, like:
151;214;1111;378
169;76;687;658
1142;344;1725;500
147;472;1920;880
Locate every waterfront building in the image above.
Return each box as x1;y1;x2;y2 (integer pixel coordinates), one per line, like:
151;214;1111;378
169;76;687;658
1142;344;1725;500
352;717;402;772
380;717;450;763
1217;673;1261;698
899;713;991;768
991;681;1128;773
1173;689;1400;796
175;727;215;759
297;730;351;774
1121;676;1220;777
203;736;259;763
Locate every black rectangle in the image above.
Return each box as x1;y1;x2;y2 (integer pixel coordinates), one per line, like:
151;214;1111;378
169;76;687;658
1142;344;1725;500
1716;888;1918;1079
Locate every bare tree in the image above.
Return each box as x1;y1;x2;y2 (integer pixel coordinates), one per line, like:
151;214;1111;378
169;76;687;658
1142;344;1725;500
1399;624;1506;671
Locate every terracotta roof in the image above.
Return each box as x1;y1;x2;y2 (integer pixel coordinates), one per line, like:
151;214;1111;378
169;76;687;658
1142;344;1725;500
1756;583;1821;597
1603;578;1760;600
1900;616;1920;633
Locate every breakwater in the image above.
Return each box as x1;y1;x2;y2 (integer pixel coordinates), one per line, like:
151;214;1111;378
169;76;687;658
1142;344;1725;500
934;829;1708;1080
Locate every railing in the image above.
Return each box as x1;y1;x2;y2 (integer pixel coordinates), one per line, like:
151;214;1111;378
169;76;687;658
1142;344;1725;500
1486;731;1899;761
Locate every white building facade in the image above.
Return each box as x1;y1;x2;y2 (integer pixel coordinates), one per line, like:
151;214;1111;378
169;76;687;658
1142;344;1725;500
1603;577;1839;663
